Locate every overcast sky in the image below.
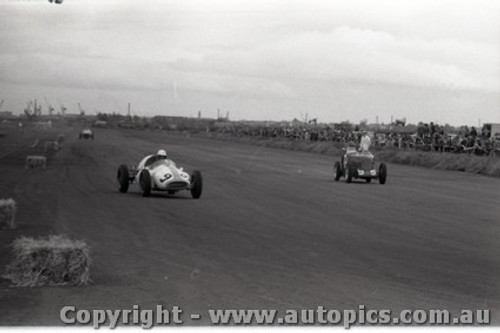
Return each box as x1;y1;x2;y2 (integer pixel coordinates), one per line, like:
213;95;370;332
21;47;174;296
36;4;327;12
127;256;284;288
0;0;499;125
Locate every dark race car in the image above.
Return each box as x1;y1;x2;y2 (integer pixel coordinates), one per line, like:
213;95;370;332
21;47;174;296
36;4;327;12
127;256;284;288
333;145;387;184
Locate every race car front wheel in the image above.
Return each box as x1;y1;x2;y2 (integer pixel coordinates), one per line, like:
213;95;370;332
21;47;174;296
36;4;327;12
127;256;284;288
190;170;203;199
333;161;341;181
346;164;354;183
117;164;129;193
379;163;387;185
140;169;152;197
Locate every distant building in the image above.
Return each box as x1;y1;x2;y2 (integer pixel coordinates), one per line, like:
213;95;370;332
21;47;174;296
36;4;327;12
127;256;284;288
0;111;13;117
482;123;500;138
290;118;305;127
153;115;215;131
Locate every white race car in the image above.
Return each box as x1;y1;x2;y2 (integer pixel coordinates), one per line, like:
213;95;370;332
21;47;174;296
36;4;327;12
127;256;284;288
79;128;94;139
117;154;202;198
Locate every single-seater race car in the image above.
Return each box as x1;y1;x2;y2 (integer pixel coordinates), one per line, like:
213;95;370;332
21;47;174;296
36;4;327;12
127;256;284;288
79;127;94;140
333;145;387;184
116;151;203;198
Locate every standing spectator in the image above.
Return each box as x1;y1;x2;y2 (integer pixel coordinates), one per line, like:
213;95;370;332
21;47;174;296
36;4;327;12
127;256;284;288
482;126;490;139
492;137;499;157
439;126;445;136
359;131;372;152
417;122;425;138
423;123;430;137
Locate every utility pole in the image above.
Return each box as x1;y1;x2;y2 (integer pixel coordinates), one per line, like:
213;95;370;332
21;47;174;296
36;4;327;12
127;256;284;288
77;102;85;116
34;99;42;116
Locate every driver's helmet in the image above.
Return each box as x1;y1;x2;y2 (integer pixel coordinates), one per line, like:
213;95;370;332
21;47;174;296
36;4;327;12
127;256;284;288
156;149;167;159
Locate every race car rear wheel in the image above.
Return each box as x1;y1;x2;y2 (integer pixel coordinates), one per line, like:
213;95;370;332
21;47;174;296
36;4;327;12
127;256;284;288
379;163;387;185
190;170;203;199
140;169;152;197
333;161;342;181
117;164;129;193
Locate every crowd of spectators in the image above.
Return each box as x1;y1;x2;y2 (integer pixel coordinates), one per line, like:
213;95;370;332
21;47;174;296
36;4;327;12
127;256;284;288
207;121;500;157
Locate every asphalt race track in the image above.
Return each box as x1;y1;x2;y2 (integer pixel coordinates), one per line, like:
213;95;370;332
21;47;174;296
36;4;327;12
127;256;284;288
1;126;499;326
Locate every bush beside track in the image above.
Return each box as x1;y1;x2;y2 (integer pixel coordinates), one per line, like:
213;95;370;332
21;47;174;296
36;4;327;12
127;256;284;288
200;132;500;177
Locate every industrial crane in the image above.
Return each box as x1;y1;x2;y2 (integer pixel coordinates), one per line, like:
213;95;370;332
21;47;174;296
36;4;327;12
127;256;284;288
77;102;85;116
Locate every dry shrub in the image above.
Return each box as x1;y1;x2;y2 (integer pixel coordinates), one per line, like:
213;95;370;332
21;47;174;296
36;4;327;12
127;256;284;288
3;235;91;287
0;198;17;229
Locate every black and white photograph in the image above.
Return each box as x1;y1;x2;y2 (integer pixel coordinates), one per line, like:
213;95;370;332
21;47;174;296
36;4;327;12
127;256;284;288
0;0;499;328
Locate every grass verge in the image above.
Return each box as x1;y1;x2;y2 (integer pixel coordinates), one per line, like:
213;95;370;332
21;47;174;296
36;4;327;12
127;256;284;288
200;133;500;177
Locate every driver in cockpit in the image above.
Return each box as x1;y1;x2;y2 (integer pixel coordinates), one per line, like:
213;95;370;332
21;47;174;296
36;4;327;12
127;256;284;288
145;149;168;166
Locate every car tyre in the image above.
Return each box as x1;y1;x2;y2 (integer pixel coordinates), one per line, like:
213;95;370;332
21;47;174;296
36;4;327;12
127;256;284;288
117;164;129;193
140;169;152;197
379;163;387;185
190;170;203;199
346;164;353;183
333;161;342;181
